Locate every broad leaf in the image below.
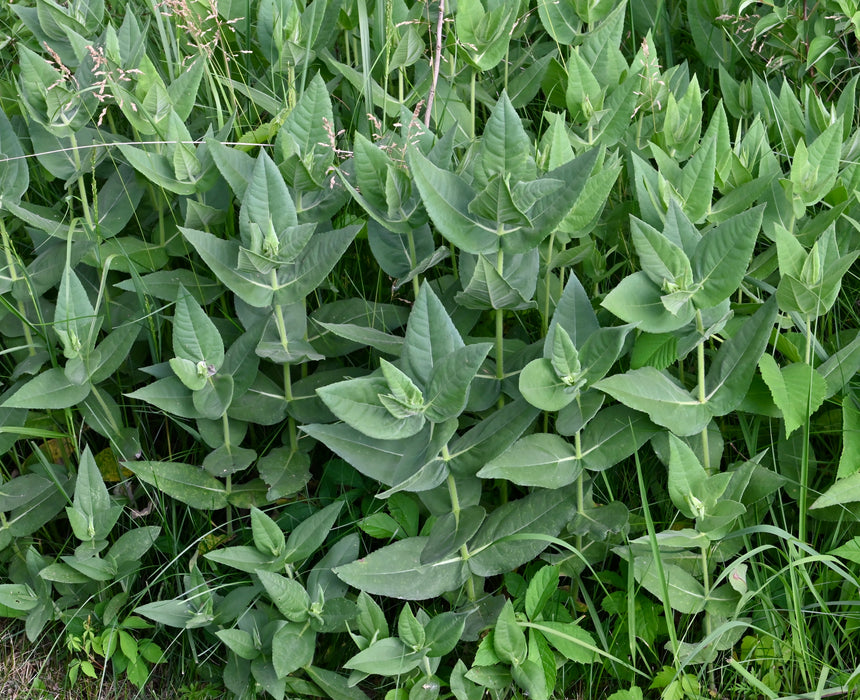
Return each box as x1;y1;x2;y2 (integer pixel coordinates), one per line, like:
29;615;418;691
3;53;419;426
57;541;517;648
125;461;228;509
594;368;710;436
477;434;580;488
334;537;468;600
468;487;578;576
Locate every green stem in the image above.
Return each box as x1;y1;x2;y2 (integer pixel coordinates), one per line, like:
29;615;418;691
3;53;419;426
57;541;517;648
407;228;421;298
799;314;813;543
284;365;298;452
470;69;477;140
445;470;477;602
575;430;584;554
701;542;714;684
495;248;505;409
287;64;297;112
225;474;233;538
222;412;232;453
0;220;36;354
542;230;556;337
68;132;95;232
634;450;680;669
90;384;122;435
696;309;711;474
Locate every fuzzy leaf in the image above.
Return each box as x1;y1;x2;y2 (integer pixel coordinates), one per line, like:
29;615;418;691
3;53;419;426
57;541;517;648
334;537;468;600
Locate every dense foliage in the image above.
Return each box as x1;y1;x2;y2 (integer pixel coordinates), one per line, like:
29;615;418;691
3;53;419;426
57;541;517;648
2;0;860;697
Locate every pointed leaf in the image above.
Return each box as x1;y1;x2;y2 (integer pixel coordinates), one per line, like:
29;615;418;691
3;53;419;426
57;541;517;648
594;368;710;436
334;537;468;600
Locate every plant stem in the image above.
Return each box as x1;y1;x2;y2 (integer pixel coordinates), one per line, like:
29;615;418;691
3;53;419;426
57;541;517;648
222;412;232;453
575;430;584;554
68;132;95;233
284;365;298;452
634;449;681;669
0;220;36;354
799;314;813;543
696;309;711;474
701;542;714;685
445;469;477;602
470;69;477;139
407;228;421;298
496;248;505;408
425;0;445;127
274;298;299;452
542;230;556;337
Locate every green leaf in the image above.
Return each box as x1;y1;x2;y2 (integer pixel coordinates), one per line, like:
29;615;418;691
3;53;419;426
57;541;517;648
240;150;298;248
602;272;695;333
272;623;315;676
284;501;343;563
477;434;580;488
424;611;466;657
667;435;708;519
758;358;827;438
315;322;403;356
519;359;577;412
448;400;539;476
168;56;205;121
305;666;371;700
257;448;311;500
0;109;29;206
257;570;310;622
180;227;273;307
579;325;635;384
536;0;580;42
68;447;122;542
272;225;360;305
333;537;468;600
54;266;97;359
631;218;693;292
398;604;426;649
126;376;200;420
468;487;578;576
704;298;777;415
3;368;90;409
774;224;806;279
493;600;527;665
421;506;485;564
344;637;425;675
479;92;536;183
193;374;234;420
594;368;710;436
89;324;141;384
838;396;860;480
117;144;198;195
525;565;559;620
531;621;597;663
456;255;536;311
424;343;492;422
125;461;228;509
812;472;860;509
207;137;255;199
216;629;260;660
408;148;497;254
0;584;39;612
317;376;425;440
204;546;276;573
546;271;599;351
251;507;285;558
690;206;763;307
402;283;465;386
632;558;706;614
